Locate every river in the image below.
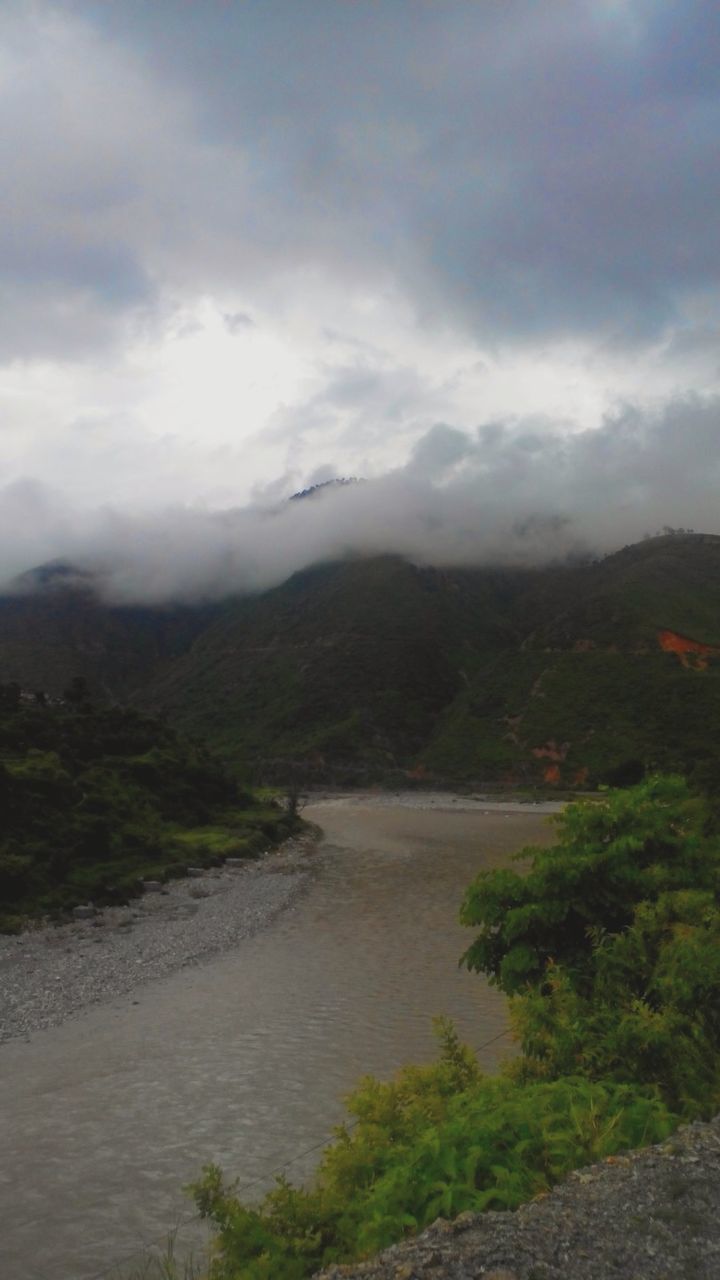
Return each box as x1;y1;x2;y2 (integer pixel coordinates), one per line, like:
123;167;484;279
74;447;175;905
0;797;557;1280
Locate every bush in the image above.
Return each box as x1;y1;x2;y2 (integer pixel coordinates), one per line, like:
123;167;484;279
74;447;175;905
171;778;720;1277
191;1024;674;1279
460;775;716;994
509;890;720;1114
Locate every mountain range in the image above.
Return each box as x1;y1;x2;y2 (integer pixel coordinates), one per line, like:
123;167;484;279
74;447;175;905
1;532;719;790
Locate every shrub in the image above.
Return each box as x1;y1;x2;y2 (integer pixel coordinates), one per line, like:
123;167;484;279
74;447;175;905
192;1024;674;1279
460;775;716;994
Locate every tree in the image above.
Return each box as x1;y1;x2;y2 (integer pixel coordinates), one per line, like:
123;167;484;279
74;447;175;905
460;775;716;995
460;775;720;1114
509;889;720;1113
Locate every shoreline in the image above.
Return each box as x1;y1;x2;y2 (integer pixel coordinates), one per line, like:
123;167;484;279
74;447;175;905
0;792;563;1047
306;788;566;815
0;827;318;1045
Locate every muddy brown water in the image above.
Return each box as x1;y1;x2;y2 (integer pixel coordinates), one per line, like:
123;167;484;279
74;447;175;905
0;800;556;1280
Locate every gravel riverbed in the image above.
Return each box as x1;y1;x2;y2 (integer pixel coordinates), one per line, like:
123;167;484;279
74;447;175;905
0;829;317;1044
0;793;557;1047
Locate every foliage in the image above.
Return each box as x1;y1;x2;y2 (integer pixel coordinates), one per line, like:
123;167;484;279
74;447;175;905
3;536;720;787
460;775;716;993
188;777;719;1278
142;535;720;786
192;1023;673;1280
509;890;720;1113
461;777;720;1115
0;686;295;929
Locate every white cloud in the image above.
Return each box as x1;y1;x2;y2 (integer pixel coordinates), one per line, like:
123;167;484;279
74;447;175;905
2;394;718;603
0;0;719;581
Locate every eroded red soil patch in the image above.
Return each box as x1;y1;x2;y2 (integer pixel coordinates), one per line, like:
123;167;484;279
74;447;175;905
543;764;562;784
657;629;720;669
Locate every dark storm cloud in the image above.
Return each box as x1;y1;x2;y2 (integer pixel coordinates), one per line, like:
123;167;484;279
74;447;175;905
82;1;720;335
2;393;718;603
5;0;720;359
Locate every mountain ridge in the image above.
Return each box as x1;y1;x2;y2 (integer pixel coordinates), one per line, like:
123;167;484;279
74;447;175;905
1;533;719;788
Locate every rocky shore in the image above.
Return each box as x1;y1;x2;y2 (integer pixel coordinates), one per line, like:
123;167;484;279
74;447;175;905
307;790;564;815
319;1116;720;1280
0;828;317;1044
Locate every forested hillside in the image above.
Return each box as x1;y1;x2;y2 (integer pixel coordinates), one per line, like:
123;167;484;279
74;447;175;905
1;534;719;789
0;683;294;931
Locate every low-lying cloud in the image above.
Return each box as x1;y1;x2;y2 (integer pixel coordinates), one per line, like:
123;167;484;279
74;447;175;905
2;395;718;605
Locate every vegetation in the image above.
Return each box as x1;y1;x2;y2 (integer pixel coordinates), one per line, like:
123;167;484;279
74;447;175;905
423;647;720;789
0;682;296;931
460;775;716;993
190;777;718;1278
3;535;720;788
6;536;719;1272
461;775;720;1113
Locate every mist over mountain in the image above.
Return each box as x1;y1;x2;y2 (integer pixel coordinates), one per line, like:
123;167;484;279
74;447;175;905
2;394;719;605
1;532;720;791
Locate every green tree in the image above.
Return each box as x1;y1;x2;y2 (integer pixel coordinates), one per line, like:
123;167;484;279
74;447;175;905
509;890;720;1113
460;775;715;995
460;777;720;1114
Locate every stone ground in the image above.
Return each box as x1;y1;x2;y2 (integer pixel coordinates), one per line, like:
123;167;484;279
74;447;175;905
319;1116;720;1280
0;829;317;1043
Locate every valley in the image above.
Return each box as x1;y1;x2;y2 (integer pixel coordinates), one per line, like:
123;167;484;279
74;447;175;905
2;534;720;1279
1;533;720;793
0;795;555;1280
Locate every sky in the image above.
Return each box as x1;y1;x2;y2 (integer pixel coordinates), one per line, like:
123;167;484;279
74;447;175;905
2;0;720;599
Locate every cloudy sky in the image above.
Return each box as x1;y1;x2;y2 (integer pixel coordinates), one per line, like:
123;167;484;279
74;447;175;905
2;0;720;597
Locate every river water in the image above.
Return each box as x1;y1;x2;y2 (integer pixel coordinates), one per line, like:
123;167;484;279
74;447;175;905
0;798;556;1280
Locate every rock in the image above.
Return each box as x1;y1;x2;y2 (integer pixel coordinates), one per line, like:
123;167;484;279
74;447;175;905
187;867;205;878
453;1212;475;1232
317;1116;720;1279
72;905;95;920
225;857;246;867
140;880;162;893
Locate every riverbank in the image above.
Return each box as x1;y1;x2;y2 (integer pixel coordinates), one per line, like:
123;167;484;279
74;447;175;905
307;789;565;814
1;797;556;1280
0;793;563;1046
319;1116;720;1280
0;828;317;1044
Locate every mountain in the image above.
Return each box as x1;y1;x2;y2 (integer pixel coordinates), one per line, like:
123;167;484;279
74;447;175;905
425;533;720;789
0;577;217;701
137;555;519;777
1;534;719;789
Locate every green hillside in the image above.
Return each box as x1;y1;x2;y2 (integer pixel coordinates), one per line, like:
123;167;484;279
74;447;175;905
0;583;215;699
1;534;720;790
424;648;720;789
140;536;720;788
521;533;720;649
139;556;520;779
0;684;295;931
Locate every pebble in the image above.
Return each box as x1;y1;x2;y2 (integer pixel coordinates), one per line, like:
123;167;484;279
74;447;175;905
0;834;316;1044
318;1114;720;1280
